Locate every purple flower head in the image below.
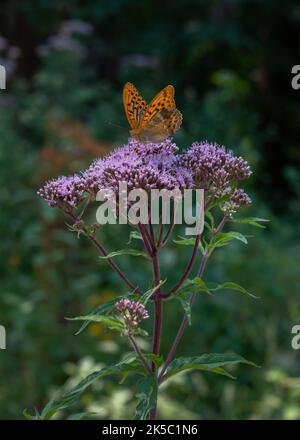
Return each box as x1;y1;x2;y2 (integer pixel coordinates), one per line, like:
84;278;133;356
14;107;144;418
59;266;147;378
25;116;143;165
82;138;193;194
115;299;149;329
128;137;178;157
179;141;252;189
37;174;85;208
222;188;252;213
38;138;252;215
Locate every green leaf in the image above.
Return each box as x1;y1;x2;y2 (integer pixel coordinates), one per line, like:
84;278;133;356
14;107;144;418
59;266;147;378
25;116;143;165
217;281;260;299
67;315;125;332
23;408;41;420
74;300;116;335
133;327;149;337
173;236;204;254
127;231;143;244
140;279;166;305
230;216;269;229
99;249;149;260
144;353;164;368
175;291;192;324
181;277;258;299
206;192;231;210
130;351;164;368
67;412;96;420
162;353;258;382
40;397;58;419
181;277;213;296
208;231;248;255
40;357;145;419
134;374;158;420
205;211;215;231
173;236;195;246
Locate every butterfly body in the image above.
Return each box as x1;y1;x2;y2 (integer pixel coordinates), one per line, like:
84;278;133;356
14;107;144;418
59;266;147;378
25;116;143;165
123;82;182;142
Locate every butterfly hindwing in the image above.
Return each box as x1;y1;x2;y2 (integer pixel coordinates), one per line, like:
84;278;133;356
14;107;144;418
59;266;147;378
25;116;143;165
140;85;176;127
138;108;182;142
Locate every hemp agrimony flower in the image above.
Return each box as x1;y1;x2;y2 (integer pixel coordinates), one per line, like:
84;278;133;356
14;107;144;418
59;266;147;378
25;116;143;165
115;299;149;334
35;132;262;421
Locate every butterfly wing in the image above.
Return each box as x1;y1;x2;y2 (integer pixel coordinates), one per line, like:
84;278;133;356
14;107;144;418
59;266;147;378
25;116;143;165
139;85;176;128
138;108;182;142
123;82;147;130
163;108;182;134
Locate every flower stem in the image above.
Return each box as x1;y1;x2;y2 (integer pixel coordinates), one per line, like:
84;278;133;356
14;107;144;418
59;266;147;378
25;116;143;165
88;234;142;294
163;233;201;298
138;224;154;256
161;210;175;246
158;214;229;383
128;334;151;374
61;208;143;295
149;244;163;420
157;251;208;383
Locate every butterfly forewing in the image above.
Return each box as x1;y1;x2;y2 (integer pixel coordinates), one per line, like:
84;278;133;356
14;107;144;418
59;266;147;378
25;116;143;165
123;82;147;130
140;85;176;127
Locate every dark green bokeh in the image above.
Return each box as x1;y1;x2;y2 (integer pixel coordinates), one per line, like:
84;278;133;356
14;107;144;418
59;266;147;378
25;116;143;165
0;0;300;419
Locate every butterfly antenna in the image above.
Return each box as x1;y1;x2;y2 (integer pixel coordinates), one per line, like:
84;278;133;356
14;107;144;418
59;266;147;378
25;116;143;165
105;121;126;131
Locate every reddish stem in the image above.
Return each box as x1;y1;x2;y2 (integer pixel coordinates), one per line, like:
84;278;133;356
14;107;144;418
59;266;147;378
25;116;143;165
138;224;154;256
158;214;229;383
61;207;142;295
89;235;142;295
161;211;175;246
163;233;201;298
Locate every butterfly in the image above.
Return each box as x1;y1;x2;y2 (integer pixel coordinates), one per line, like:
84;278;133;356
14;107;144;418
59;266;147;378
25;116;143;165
123;82;182;142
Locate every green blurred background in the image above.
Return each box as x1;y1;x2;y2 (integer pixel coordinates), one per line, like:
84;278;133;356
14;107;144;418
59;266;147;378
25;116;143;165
0;0;300;419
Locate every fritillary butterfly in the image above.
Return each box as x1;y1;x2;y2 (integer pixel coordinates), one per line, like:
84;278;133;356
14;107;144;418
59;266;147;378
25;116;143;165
123;82;182;142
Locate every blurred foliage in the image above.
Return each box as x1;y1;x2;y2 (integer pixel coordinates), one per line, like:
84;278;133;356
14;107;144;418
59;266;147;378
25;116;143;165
0;0;300;419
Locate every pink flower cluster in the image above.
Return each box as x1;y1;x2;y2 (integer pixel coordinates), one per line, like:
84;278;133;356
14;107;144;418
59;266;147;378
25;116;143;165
115;299;149;328
38;138;252;213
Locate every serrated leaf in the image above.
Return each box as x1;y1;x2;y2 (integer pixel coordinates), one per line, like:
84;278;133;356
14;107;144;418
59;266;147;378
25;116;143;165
173;236;195;246
205;210;215;230
230;216;269;228
99;249;149;260
40;358;145;419
181;277;214;296
23;408;41;420
134;374;158;420
218;282;259;299
140;279;166;305
144;353;164;367
162;353;258;382
173;236;204;254
74;300;116;335
129;351;163;368
67;315;125;332
175;291;192;325
181;277;258;299
133;327;149;337
208;231;248;255
206;193;231;210
67;412;96;420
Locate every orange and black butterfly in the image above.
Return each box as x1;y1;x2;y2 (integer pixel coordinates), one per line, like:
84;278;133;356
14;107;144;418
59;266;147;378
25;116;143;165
123;82;182;142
